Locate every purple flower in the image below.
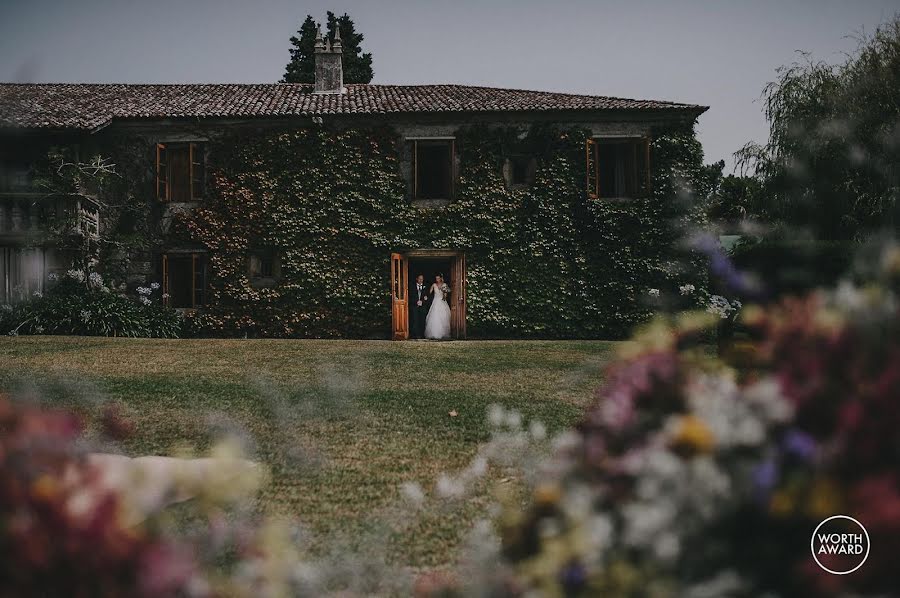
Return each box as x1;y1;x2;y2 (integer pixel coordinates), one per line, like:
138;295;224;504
689;233;762;297
752;458;779;503
782;429;817;462
559;560;587;592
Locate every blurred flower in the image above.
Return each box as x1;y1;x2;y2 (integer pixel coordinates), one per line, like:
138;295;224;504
668;415;716;455
100;404;134;440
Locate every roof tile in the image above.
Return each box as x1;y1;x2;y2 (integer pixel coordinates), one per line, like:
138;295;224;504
0;83;707;130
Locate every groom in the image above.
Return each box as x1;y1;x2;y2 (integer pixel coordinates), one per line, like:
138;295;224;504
410;273;430;339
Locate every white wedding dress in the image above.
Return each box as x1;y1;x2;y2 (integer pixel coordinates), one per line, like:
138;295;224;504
424;285;451;340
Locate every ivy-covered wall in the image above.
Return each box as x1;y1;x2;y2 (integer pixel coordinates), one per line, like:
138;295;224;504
175;122;707;339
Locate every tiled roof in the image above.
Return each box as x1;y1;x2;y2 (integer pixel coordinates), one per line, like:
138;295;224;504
0;83;707;131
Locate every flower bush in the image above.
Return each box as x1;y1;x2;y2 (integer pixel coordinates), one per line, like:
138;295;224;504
0;396;199;596
479;245;900;597
0;272;182;338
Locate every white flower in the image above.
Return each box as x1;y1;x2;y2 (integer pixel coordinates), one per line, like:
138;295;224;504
679;284;696;295
467;456;488;478
47;272;59;282
88;272;103;287
742;378;794;424
137;286;152;296
648;288;661;298
399;481;425;506
162;293;170;299
139;296;152;306
504;410;523;429
488;404;505;427
66;269;85;283
706;295;736;319
436;474;465;498
80;310;91;322
150;282;160;290
653;532;681;562
32;291;42;298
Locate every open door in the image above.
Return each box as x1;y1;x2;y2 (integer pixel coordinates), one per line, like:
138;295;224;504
450;253;467;339
391;252;409;340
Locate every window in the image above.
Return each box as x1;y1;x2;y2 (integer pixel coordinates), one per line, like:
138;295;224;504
586;138;651;199
411;139;455;200
504;155;536;188
162;253;206;308
0;247;47;303
248;249;279;283
0;160;33;192
156;142;205;202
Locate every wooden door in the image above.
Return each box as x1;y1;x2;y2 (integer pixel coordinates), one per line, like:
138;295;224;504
391;252;409;340
450;253;467;339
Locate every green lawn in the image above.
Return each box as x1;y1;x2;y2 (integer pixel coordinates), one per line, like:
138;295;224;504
0;337;617;568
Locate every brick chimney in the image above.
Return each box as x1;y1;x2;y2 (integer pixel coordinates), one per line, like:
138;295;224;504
314;25;343;94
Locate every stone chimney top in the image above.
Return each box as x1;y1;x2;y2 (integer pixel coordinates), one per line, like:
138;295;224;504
314;25;344;94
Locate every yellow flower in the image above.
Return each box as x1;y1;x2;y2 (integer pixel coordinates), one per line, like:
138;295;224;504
769;488;795;517
670;415;715;455
534;482;562;507
806;477;843;520
31;475;58;501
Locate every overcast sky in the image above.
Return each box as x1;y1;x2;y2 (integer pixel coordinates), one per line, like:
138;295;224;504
1;0;897;171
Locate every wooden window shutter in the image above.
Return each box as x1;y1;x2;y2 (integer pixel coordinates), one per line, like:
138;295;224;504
450;139;456;200
412;140;418;199
192;253;206;307
585;138;599;199
156;143;169;202
190;143;205;200
636;138;651;197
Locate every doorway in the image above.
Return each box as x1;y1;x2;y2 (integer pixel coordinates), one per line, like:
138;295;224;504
391;250;466;340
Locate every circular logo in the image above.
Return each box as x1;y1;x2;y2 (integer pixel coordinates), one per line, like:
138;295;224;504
810;515;870;575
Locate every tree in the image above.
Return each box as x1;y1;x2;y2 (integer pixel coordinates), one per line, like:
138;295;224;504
282;12;374;84
281;15;318;84
737;17;900;240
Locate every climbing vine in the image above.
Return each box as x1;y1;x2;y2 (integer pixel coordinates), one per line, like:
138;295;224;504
177;122;708;338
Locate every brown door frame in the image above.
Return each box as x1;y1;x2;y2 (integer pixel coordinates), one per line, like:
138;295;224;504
392;249;467;340
391;252;409;340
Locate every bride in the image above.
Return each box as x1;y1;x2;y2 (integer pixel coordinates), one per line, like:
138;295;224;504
424;274;451;340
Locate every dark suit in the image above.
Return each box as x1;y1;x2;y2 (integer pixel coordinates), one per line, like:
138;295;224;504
410;281;431;338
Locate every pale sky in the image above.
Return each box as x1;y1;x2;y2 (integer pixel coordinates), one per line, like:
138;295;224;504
1;0;897;171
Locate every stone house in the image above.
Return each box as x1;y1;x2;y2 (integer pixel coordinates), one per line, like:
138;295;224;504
0;35;708;339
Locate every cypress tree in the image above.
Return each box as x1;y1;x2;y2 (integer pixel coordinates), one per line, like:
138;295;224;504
282;13;374;84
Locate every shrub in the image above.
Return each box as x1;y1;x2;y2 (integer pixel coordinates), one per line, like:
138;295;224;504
730;238;856;297
0;273;182;338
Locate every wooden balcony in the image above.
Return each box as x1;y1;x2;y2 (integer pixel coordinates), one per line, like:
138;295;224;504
0;192;99;243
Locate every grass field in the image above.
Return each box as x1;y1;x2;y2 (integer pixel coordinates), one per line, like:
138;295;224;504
0;337;617;568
